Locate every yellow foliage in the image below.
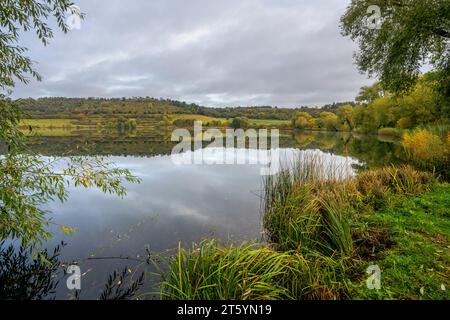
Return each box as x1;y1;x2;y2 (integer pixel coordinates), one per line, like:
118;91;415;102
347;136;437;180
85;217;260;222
402;129;448;162
396;117;412;129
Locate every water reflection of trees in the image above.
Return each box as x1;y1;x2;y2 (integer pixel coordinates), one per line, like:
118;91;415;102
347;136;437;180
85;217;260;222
291;131;405;169
0;241;63;300
0;241;144;300
0;131;406;169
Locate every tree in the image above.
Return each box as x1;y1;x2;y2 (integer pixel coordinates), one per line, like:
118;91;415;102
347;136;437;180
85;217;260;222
230;117;249;129
0;1;139;248
341;0;450;94
318;112;339;131
0;0;84;89
352;74;444;132
352;104;368;131
355;83;384;104
292;112;316;130
369;96;396;128
336;104;354;130
394;78;439;127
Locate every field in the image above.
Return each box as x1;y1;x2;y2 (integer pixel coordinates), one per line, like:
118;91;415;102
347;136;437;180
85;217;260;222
19;118;79;128
168;114;227;123
169;115;290;125
248;118;291;126
169;115;292;127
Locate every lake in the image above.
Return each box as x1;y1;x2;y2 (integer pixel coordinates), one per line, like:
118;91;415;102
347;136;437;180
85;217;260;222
8;130;405;299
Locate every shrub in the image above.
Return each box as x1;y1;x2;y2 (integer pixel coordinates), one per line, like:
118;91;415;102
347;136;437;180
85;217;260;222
292;112;316;130
173;119;195;127
402;129;449;178
403;129;446;161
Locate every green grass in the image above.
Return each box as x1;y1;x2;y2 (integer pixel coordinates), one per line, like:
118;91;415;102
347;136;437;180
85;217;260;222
249;118;291;126
169;114;227;123
19;118;117;138
351;184;450;300
420;122;450;138
157;241;295;300
19;118;79;127
26;128;79;136
19;118;91;136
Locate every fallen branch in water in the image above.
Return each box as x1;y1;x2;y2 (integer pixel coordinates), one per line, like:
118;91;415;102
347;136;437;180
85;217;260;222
86;256;145;263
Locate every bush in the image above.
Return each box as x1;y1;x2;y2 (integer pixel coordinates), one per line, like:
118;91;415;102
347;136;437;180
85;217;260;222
397;117;413;129
402;129;449;178
205;120;223;127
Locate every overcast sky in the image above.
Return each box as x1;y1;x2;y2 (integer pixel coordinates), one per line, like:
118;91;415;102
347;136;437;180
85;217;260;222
12;0;373;107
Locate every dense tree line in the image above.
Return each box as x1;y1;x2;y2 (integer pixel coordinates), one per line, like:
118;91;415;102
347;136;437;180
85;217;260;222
292;72;449;133
16;96;353;121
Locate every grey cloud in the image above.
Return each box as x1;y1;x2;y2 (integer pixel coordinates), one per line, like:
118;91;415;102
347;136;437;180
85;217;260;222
11;0;372;107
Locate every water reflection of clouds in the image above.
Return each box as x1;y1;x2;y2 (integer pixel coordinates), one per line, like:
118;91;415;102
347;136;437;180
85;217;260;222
48;148;359;246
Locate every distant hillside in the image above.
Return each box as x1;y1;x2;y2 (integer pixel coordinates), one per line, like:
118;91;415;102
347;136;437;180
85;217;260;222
16;97;355;120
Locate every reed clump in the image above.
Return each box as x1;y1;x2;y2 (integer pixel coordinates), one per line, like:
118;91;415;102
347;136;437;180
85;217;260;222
158;240;348;300
159;241;292;300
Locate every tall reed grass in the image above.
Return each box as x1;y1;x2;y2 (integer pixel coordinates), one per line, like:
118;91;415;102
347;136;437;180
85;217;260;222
263;153;355;255
158;241;291;300
158;241;348;300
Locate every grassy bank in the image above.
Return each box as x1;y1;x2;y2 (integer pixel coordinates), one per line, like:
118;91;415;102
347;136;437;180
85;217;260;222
351;184;449;299
156;156;449;300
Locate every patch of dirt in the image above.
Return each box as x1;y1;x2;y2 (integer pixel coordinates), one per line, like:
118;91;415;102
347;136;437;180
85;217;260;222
430;234;449;246
355;228;394;260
